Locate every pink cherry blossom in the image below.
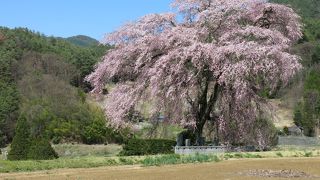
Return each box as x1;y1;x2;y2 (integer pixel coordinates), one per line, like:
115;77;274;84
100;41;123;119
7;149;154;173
86;0;302;146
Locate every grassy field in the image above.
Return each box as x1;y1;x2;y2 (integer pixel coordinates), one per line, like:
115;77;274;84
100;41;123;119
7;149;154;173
1;157;320;180
1;146;320;173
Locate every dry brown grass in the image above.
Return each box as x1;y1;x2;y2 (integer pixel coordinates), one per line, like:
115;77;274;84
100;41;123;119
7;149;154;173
269;99;295;128
1;157;320;180
52;143;122;157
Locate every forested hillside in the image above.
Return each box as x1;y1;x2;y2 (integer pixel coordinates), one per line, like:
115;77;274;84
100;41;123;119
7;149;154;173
0;27;122;147
271;0;320;136
271;0;320;19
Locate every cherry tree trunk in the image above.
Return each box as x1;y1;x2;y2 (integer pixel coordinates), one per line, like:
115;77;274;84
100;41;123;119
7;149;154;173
195;121;205;146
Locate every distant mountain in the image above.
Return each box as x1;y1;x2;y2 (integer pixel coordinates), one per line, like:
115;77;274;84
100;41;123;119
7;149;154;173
65;35;99;47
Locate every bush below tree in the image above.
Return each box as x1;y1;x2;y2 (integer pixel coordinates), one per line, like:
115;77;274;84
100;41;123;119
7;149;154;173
119;139;176;156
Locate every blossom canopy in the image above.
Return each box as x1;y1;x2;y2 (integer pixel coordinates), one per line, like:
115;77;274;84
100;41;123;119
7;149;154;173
86;0;302;146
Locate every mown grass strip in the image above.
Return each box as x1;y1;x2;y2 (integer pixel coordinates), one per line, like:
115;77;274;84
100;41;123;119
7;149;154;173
1;149;320;173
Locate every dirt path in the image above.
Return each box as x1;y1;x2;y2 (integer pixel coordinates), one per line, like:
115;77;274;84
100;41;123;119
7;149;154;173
1;157;320;180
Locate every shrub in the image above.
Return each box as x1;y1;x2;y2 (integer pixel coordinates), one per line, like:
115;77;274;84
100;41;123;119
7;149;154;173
276;152;283;157
27;137;58;160
119;138;176;156
81;119;107;144
106;127;131;144
283;126;289;135
304;151;313;157
81;119;129;145
7;115;31;160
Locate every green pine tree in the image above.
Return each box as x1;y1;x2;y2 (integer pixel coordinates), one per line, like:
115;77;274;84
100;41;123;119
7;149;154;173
27;137;58;160
7;115;31;160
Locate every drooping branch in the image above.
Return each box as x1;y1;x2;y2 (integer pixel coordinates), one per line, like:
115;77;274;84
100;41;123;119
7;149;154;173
87;0;302;147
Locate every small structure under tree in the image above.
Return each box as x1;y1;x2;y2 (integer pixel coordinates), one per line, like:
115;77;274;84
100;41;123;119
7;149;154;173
87;0;302;148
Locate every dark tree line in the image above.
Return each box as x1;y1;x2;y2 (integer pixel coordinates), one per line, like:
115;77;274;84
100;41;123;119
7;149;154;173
271;0;320;136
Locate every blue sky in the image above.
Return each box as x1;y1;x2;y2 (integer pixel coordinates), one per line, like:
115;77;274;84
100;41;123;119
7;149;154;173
0;0;172;40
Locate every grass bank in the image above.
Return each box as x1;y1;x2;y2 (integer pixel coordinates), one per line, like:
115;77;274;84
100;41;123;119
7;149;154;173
0;154;220;173
1;147;320;173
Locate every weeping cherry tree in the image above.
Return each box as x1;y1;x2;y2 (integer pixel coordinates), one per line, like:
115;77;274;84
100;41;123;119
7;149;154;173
86;0;302;146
